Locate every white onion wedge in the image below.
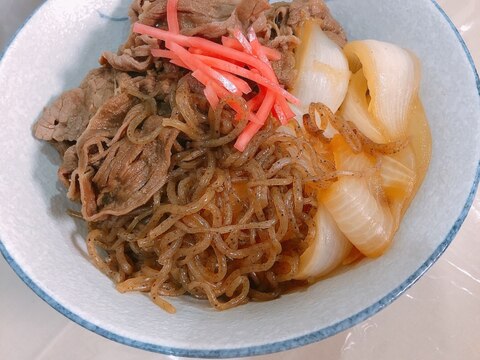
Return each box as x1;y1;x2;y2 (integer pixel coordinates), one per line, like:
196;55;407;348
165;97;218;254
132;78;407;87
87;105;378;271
380;155;416;197
295;204;352;280
380;149;416;230
321;177;394;258
320;136;394;258
339;70;385;144
331;135;374;172
343;40;420;142
292;21;351;115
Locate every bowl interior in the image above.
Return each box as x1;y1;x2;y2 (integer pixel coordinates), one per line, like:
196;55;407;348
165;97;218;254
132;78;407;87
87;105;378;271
0;0;479;357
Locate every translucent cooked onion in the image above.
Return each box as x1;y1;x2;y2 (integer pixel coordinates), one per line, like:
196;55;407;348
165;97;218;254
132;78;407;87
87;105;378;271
321;176;394;258
380;148;417;230
295;204;352;280
342;40;420;143
293;20;351;115
380;155;416;197
339;69;384;143
320;136;395;258
330;135;374;172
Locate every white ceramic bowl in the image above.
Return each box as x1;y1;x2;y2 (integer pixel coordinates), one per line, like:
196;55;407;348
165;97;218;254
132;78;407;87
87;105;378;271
0;0;479;357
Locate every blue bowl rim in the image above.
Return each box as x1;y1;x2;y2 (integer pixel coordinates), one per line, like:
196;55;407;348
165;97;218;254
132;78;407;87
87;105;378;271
0;0;479;358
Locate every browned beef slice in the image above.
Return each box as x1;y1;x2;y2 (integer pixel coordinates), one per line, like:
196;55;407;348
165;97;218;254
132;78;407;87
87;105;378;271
100;52;151;73
236;0;271;25
128;0;144;23
74;91;178;221
34;68;115;142
176;0;270;37
272;48;297;90
138;0;238;29
287;0;346;43
34;88;86;142
82;68;117;114
58;145;79;188
89;127;178;221
78;130;179;222
99;35;160;73
75;93;137;219
129;70;167;96
76;93;137;159
100;0;270;72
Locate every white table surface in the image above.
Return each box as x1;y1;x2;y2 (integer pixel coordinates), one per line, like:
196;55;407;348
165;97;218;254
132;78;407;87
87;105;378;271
1;0;479;359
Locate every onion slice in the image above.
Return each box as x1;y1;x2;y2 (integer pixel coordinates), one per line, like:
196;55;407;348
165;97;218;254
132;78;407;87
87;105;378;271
321;177;394;258
330;135;374;172
380;154;416;197
342;40;420;142
339;69;385;144
321;136;394;258
295;204;352;280
292;21;351;115
380;149;417;230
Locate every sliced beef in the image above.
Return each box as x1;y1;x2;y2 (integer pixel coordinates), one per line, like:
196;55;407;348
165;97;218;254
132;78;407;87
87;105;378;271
100;0;270;73
180;0;270;37
84;127;178;222
34;88;87;142
76;94;138;161
139;0;239;31
73;72;180;221
34;68;116;142
272;47;298;90
100;35;159;73
58;145;79;188
82;68;118;116
287;0;346;45
128;0;145;23
75;94;178;221
100;52;151;73
138;0;269;36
